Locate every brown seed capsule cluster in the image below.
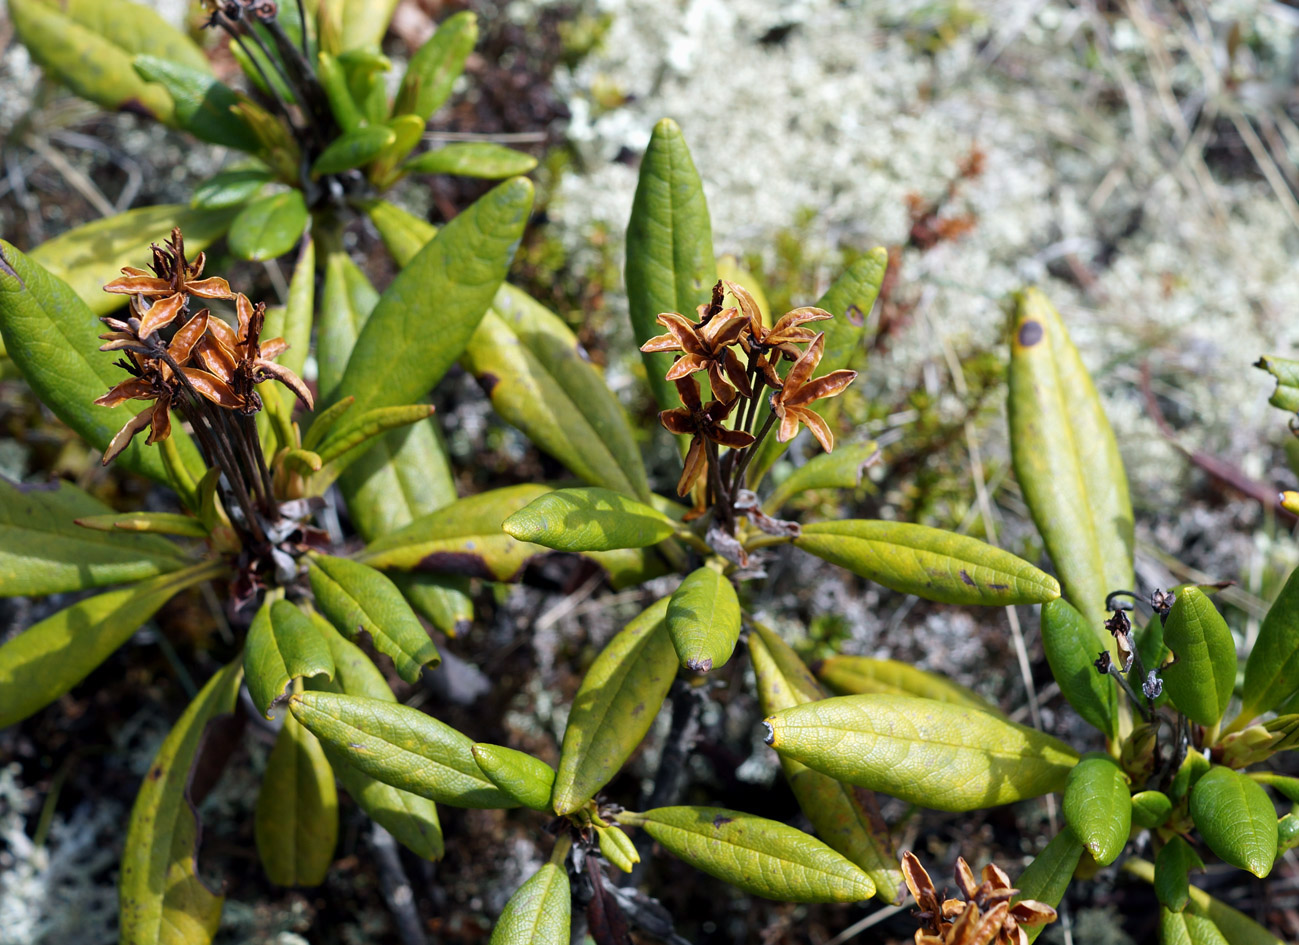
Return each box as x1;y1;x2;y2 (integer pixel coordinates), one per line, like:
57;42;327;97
643;280;858;503
902;852;1057;945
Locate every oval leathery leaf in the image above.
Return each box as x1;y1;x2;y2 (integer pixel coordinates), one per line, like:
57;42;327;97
0;559;225;728
9;0;196;122
317;49;364;132
1160;587;1237;727
463;288;652;500
748;622;901;903
1;478;190;596
307;617;445;860
392;571;474;638
794;520;1060;606
312;124;397;176
1253;773;1299;803
1008;287;1134;631
1279;814;1299;853
307;554;439;684
29;203;235;316
331;177;533;416
368;114;427;187
552;598;677;815
393;11;478;120
471;743;556;812
288;691;516;808
1162;908;1230;945
1238;565;1299;721
244;598;335;718
357;484;553;582
368;199;438;265
341;0;401;52
622;806;874;903
596;824;640;873
255;706;339;886
764;694;1078;812
192;166;273;210
1189;766;1277;878
0;240;204;485
228;190;310;262
1156;835;1205;912
762;441;880;513
746;249;887;487
489;861;570;945
1131;790;1173;829
1041;598;1119;740
313;404;437;471
1012;828;1083;943
120;659;242;945
262;237;315;399
317;248;379;401
625;118;718;413
132;55;261;151
1125;858;1286;945
666;566;741;673
503;487;675;552
1061;754;1131;866
404;143;538;178
815;654;1002;717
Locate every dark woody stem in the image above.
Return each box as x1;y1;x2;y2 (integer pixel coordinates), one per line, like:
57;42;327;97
216;15;299;134
1104;660;1153;723
262;17;335;140
705;438;732;532
730;406;778;494
295;0;309;58
238;412;278;515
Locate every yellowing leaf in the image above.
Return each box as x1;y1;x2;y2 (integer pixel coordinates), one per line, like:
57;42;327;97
503;487;674;552
764;694;1078;812
816;654;1002;716
666;566;741;673
254;710;339;886
489;862;570;945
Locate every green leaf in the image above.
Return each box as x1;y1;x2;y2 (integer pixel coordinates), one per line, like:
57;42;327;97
289;691;516;808
405;143;538;179
368;115;428;187
391;572;474;638
1126;858;1286;945
9;0;207;122
307;554;440;684
623;806;874;903
1008;287;1134;631
748;622;901;904
73;511;209;538
1189;766;1277;878
255;708;339;886
340;0;401;51
120;660;242;945
358;484;553;581
1013;828;1082;943
0;561;222;728
1253;772;1299;804
763;441;879;513
314;404;437;477
666;566;741;673
1161;907;1230;945
308;617;444;860
1041;598;1119;740
0;478;189;596
338;418;458;545
312;124;397;176
367;199;436;266
462;287;652;500
1239;565;1299;721
815;654;1002;716
503;487;675;552
317;249;380;402
29;203;236;316
489;862;570;945
747;250;887;487
1160;588;1237;727
1062;754;1130;866
471;744;556;812
317;50;365;132
764;694;1078;812
794;520;1060;606
228;190;310;262
1131;790;1173;829
625;118;718;413
1156;835;1205;912
262;236;315;387
393;11;478;120
244;598;336;718
132;55;261;151
1279;813;1299;853
552;598;677;815
1257;355;1299;413
192;166;274;210
332;177;533;414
